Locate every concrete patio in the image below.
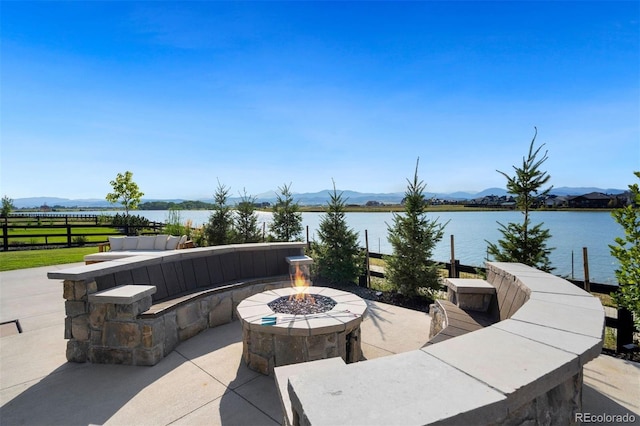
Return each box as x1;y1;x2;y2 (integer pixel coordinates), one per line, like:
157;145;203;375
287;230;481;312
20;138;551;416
1;264;638;425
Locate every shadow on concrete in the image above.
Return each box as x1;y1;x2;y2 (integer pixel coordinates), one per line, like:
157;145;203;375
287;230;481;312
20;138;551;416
0;321;278;426
363;299;393;335
173;323;282;425
582;384;640;420
0;353;190;425
220;373;282;426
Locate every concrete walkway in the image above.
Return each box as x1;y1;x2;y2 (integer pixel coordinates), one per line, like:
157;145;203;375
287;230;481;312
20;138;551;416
1;264;638;425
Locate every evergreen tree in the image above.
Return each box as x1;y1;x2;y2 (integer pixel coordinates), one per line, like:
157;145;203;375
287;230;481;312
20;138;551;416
235;189;262;243
312;182;364;284
205;181;235;246
486;128;554;271
385;159;446;297
269;183;303;242
609;171;640;329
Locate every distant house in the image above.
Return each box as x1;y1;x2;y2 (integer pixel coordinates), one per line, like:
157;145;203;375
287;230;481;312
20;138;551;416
615;193;632;208
545;195;569;208
464;195;516;208
567;192;612;208
39;204;52;212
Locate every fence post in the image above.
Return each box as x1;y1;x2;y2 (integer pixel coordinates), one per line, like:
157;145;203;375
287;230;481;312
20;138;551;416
571;250;574;280
582;247;591;292
2;222;8;251
365;230;370;288
617;307;635;353
66;225;72;247
449;235;457;278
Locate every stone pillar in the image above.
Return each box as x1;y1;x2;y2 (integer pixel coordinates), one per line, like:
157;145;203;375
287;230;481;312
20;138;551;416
85;285;159;366
445;278;495;313
428;303;445;339
63;279;97;363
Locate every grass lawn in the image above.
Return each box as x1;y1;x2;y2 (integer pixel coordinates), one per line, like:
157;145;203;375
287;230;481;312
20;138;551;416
0;247;97;272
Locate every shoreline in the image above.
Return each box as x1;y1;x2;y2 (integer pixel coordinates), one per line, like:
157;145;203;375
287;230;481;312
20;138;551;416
13;206;617;214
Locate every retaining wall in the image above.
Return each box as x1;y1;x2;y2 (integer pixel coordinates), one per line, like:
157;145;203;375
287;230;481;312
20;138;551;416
48;242;306;365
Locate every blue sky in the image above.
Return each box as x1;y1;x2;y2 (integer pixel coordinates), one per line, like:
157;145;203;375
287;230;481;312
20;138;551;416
1;1;638;200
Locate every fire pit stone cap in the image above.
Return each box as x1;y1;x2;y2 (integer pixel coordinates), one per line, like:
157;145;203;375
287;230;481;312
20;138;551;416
331;302;368;318
237;286;367;336
236;303;274;323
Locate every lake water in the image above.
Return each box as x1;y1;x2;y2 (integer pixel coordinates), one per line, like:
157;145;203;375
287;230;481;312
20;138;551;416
71;210;622;284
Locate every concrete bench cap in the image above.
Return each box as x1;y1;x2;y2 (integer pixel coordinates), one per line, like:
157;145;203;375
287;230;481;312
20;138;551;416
285;255;314;265
446;278;496;294
88;285;156;304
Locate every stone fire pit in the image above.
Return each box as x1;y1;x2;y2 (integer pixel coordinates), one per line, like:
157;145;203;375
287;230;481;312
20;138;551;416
237;286;367;375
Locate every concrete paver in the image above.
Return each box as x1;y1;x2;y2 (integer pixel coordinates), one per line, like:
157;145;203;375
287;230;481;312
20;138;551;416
171;391;280;426
360;299;432;355
0;263;71;332
0;264;638;425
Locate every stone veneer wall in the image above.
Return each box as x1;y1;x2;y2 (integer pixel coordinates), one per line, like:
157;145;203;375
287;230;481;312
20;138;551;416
50;242;307;366
242;323;361;376
499;371;583;426
238;287;367;376
64;277;291;365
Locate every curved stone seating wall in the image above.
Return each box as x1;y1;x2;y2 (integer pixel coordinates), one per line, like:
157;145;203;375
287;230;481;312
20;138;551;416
47;242;306;366
282;262;604;425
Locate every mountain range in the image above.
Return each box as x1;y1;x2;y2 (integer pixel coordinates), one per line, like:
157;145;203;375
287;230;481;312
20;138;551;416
11;187;626;209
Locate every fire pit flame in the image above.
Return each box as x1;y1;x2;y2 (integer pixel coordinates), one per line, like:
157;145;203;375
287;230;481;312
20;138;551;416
290;264;314;303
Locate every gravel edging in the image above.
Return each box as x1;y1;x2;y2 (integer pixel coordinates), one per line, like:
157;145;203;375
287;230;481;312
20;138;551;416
314;278;433;313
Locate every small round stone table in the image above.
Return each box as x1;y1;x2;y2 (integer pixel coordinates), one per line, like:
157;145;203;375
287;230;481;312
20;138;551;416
236;286;367;375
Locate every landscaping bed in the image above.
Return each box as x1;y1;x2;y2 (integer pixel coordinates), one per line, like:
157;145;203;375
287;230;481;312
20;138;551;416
315;277;433;313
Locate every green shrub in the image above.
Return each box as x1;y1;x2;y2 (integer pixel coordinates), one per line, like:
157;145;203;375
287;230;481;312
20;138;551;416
111;213;150;234
73;235;87;246
164;209;185;236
